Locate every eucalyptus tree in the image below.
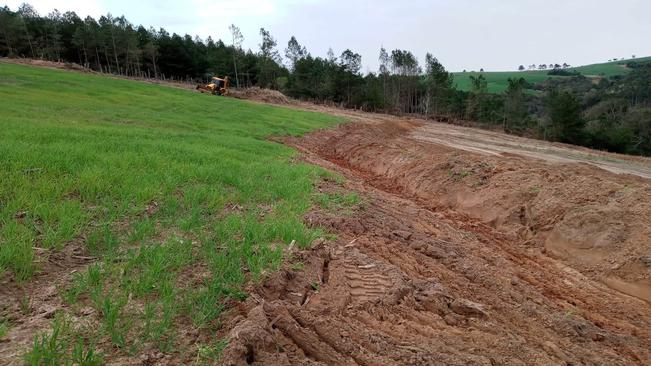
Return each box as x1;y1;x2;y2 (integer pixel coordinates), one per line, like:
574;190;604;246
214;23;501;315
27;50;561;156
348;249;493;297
258;28;282;88
285;35;307;71
503;77;529;132
424;53;453;115
228;24;243;86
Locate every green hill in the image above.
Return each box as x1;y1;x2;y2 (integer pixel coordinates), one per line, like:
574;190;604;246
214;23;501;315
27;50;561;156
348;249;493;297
572;56;651;76
453;56;651;93
0;62;341;363
453;70;551;93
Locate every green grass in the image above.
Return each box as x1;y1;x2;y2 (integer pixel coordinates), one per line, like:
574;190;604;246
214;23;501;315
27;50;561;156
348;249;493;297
572;56;651;77
0;62;341;362
23;313;104;366
315;192;361;215
193;340;228;365
0;319;9;340
453;70;552;93
452;56;651;93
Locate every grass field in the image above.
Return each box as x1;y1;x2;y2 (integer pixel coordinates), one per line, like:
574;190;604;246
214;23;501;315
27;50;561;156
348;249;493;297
572;56;651;76
452;56;651;93
0;62;342;363
452;70;551;93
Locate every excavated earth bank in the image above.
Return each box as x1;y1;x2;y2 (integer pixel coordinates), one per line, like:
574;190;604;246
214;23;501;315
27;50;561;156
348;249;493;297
220;116;651;365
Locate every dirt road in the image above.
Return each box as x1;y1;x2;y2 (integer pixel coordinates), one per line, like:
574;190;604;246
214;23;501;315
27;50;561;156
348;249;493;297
221;113;651;365
410;121;651;179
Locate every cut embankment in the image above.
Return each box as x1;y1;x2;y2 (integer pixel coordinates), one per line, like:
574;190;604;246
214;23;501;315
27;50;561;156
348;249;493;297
287;118;651;304
217;121;651;365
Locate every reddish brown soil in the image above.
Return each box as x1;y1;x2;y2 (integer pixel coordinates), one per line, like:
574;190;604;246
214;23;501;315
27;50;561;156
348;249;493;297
220;116;651;365
0;244;95;365
229;87;293;105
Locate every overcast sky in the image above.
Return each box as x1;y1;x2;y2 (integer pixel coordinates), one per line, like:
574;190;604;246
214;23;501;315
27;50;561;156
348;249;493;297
5;0;651;72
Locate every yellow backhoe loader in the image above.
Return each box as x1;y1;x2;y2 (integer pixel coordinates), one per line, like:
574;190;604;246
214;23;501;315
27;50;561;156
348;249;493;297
196;76;229;96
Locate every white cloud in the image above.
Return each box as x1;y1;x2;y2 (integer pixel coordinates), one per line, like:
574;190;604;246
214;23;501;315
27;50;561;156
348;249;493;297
187;0;281;46
4;0;104;18
186;0;319;50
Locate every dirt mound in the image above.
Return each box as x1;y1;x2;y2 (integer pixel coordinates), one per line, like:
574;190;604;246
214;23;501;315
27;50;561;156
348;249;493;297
230;87;293;105
286;119;651;305
2;57;89;72
219;114;651;364
219;173;651;365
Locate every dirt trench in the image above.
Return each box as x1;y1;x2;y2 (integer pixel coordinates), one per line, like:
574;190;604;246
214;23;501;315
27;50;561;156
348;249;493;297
220;118;651;365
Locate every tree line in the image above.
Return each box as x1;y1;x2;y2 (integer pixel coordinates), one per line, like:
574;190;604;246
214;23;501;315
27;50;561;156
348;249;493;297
519;63;571;71
1;4;650;156
0;4;285;85
0;4;455;116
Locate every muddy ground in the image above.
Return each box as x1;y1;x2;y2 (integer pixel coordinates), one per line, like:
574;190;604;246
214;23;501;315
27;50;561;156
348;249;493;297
220;112;651;365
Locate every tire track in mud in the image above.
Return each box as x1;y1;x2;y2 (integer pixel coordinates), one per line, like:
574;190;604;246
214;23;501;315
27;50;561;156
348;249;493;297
220;121;651;365
293;118;651;303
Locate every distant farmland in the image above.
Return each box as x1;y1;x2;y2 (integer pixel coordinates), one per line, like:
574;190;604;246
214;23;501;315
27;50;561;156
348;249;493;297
452;56;651;93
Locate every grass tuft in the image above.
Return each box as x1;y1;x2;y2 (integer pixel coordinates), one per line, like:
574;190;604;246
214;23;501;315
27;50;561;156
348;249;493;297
23;314;104;366
0;320;9;340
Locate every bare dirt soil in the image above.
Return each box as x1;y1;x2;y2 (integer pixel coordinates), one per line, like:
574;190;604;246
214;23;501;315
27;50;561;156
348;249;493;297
229;87;293;105
1;57;91;72
220;111;651;365
0;244;95;364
